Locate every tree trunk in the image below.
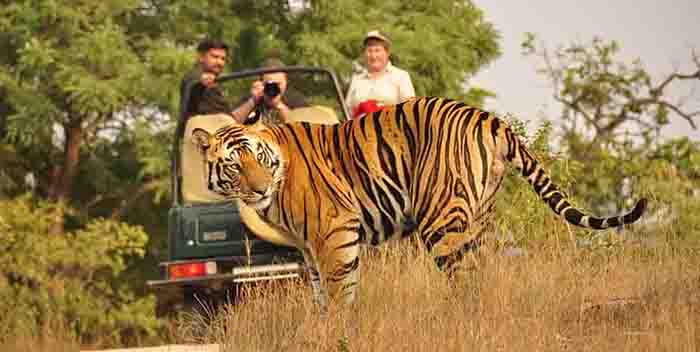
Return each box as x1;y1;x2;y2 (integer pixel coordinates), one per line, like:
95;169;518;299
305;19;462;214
48;123;83;235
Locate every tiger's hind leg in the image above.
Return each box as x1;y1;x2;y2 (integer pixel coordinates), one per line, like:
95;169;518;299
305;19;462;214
434;236;484;274
426;220;491;274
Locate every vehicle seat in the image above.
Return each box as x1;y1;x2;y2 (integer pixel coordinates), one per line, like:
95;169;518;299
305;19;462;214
285;105;340;125
181;113;234;205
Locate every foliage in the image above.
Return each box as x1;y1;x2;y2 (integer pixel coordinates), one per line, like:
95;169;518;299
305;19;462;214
146;0;502;103
1;0;148;144
0;0;193;233
0;143;29;198
513;34;700;220
494;116;700;248
521;33;700;150
0;195;162;345
648;137;700;179
287;0;501;105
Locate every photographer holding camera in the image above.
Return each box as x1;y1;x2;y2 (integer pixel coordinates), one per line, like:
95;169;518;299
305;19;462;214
246;56;308;124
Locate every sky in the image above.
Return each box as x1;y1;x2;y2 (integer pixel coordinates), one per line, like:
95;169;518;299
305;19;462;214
470;0;700;141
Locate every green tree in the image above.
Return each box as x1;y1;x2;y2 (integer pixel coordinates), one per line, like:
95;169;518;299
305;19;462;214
0;196;159;346
282;0;501;104
142;0;502;102
521;34;700;152
0;0;193;233
1;0;502;231
515;34;700;230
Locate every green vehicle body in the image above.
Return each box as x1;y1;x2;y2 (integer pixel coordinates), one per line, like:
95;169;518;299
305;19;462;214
147;66;350;313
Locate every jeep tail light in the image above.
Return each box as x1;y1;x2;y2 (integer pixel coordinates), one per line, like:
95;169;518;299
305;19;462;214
168;262;217;280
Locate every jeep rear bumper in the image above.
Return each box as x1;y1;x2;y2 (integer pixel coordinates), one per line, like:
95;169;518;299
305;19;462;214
146;261;305;289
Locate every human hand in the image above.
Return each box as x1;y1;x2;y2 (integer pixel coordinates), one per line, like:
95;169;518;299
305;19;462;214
264;93;284;109
200;72;217;88
251;80;264;101
274;100;289;112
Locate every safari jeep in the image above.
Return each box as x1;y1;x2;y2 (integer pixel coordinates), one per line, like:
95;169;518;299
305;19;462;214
147;66;350;314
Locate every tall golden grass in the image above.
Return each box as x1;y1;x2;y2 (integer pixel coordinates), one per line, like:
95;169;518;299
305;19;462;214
5;230;697;352
0;320;80;352
176;237;699;352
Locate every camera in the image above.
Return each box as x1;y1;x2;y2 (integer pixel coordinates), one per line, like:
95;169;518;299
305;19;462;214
263;81;281;97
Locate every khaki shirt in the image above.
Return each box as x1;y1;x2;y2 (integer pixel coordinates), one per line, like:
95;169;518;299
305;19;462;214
345;62;416;113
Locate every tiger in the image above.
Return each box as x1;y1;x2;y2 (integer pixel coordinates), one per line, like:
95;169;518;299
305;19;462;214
191;96;647;309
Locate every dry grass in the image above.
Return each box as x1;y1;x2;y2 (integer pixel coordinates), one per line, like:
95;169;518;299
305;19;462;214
180;239;700;352
4;233;697;352
1;325;80;352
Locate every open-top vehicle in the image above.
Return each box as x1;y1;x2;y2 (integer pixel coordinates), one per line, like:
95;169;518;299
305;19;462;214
147;66;350;314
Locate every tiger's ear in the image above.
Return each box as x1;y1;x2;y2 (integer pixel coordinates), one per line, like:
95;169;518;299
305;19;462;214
191;128;211;153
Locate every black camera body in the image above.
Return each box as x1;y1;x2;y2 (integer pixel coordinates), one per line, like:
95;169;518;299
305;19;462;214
263;81;281;97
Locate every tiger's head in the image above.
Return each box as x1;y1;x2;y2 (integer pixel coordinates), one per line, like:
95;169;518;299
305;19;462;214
191;124;285;210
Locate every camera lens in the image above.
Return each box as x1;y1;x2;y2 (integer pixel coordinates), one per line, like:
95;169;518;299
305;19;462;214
263;81;281;97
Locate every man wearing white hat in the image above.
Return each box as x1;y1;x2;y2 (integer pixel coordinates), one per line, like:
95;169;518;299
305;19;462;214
345;30;416;118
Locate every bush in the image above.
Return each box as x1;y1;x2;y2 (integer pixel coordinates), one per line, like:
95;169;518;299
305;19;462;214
492;120;700;247
0;195;163;346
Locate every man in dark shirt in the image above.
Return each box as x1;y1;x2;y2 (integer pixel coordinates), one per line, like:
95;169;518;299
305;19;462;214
180;39;257;123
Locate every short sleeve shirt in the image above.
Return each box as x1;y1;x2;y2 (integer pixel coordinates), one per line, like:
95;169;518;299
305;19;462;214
345;62;416;113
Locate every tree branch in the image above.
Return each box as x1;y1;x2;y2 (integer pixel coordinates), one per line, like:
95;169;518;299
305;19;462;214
554;95;599;128
659;101;699;129
653;71;700;96
651;52;700;97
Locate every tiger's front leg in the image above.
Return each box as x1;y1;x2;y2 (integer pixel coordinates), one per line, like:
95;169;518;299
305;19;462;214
310;212;362;307
301;249;328;315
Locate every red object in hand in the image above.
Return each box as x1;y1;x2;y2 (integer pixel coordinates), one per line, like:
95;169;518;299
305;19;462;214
352;99;382;119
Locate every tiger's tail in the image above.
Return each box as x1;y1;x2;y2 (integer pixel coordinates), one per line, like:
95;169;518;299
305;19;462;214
498;121;647;230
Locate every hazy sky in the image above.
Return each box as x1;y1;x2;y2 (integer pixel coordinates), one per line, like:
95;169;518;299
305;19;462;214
470;0;700;140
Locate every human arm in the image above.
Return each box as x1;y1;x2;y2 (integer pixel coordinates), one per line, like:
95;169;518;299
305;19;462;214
345;75;359;114
229;80;265;123
274;100;292;122
262;94;292;122
181;68;236;118
180;66;205;119
397;70;416;102
230;96;258;123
